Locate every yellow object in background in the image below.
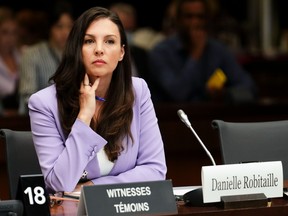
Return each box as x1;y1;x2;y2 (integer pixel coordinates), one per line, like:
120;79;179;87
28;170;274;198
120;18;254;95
206;68;227;90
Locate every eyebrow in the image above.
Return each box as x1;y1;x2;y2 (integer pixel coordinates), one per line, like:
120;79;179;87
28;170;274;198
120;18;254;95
84;33;118;38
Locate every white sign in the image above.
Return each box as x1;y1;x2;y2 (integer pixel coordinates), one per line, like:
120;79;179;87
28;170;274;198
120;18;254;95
201;161;283;203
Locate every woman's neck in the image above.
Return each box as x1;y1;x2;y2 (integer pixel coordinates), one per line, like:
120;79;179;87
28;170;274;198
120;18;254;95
90;75;112;99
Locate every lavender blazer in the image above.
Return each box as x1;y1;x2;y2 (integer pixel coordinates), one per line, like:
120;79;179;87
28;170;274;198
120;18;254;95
28;77;167;192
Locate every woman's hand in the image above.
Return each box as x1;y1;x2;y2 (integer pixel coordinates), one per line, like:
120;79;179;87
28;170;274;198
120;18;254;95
77;73;100;125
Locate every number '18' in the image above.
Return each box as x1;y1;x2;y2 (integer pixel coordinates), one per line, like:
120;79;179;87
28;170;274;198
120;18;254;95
24;186;46;205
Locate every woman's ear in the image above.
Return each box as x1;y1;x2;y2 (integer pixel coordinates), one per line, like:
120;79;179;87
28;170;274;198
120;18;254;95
119;44;125;61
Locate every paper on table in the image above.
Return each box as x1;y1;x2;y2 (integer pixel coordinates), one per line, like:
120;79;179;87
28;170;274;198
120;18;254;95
173;186;201;196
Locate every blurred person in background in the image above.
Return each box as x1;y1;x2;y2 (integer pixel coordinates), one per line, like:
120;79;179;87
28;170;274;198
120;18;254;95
148;0;256;104
109;2;152;82
109;2;136;46
18;0;74;114
16;8;48;49
0;7;21;115
161;0;178;37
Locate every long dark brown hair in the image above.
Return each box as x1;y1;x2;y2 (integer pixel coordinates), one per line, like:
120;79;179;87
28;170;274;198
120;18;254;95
49;7;134;161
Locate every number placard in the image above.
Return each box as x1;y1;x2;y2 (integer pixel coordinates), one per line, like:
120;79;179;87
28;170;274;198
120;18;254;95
16;174;51;216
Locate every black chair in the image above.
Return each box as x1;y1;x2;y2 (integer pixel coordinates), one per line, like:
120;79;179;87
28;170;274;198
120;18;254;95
0;129;41;199
211;119;288;180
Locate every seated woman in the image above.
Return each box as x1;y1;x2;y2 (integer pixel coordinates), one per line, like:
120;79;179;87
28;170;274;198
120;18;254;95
28;6;167;193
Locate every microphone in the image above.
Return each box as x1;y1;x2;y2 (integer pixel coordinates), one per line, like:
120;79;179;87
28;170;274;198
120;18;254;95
177;109;216;166
177;109;217;207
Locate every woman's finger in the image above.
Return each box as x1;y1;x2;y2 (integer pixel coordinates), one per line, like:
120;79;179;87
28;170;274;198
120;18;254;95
91;77;100;91
83;73;90;86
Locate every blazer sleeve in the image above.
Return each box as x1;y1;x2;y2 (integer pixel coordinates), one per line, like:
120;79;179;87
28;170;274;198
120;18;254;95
29;91;107;192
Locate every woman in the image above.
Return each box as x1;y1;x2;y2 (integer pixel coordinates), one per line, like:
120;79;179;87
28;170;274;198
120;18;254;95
0;7;21;115
18;1;74;114
28;7;167;193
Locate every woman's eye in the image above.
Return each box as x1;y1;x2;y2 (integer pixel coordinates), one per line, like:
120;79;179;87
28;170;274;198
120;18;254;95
105;39;115;44
84;39;94;44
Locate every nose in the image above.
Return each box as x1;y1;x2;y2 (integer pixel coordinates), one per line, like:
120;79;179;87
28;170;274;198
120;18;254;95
95;49;104;55
94;45;104;56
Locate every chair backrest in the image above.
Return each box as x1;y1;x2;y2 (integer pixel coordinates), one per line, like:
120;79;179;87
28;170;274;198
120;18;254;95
212;119;288;180
0;129;42;199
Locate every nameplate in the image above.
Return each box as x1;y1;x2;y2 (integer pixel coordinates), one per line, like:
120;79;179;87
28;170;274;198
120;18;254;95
77;180;178;216
201;161;283;203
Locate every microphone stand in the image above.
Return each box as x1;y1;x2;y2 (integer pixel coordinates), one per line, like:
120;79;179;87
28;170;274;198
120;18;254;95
177;109;217;207
186;123;216;166
177;109;216;166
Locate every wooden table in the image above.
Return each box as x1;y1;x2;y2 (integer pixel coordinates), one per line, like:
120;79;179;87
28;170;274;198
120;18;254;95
50;196;288;216
49;181;288;215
